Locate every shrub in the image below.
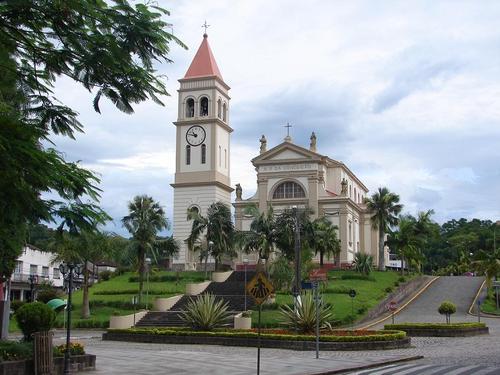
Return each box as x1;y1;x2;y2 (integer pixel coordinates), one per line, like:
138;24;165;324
394;281;400;287
10;300;26;313
99;270;113;281
385;287;394;293
438;301;456;324
352;252;373;275
180;293;230;331
15;302;56;341
128;274;205;283
340;274;375;281
0;340;33;361
53;342;85;357
279;292;333;333
325;286;351;294
384;322;485;330
36;288;62;304
269;256;294;292
398;276;406;283
357;305;368;314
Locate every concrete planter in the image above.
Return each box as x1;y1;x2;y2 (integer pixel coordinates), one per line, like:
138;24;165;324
0;354;96;375
394;326;489;337
109;310;148;329
233;315;252;330
186;281;211;296
153;295;183;311
103;332;411;351
212;271;233;282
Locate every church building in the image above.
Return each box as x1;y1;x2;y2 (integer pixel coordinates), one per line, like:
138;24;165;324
171;33;383;270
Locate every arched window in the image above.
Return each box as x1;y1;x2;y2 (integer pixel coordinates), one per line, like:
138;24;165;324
186;145;191;165
224;149;227;168
354;187;357;202
200;97;209;116
217;99;222;119
186;98;194;118
272;181;306;199
222;103;227;121
201;144;206;164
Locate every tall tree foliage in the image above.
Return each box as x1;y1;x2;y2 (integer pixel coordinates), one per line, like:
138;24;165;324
365;187;403;271
122;195;170;303
187;202;235;271
0;1;185;283
307;217;341;267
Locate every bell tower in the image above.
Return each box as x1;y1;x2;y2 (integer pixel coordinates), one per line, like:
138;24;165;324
171;33;233;270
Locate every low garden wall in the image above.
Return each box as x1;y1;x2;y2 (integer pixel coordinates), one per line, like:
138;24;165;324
212;271;233;283
103;329;411;351
109;310;148;329
153;295;183;311
186;281;211;296
0;354;96;375
384;323;489;337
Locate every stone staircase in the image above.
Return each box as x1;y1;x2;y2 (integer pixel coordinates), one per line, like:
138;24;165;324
135;271;256;327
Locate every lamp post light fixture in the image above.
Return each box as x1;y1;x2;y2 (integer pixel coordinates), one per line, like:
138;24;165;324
208;241;214;276
243;258;249;311
27;274;37;303
145;257;152;310
58;262;82;375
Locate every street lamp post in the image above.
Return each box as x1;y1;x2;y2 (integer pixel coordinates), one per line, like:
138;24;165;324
145;257;151;310
292;207;301;309
243;258;249;311
28;274;37;302
59;262;82;375
208;241;214;276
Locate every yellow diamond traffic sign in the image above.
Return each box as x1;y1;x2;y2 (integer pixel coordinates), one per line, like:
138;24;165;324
246;272;274;305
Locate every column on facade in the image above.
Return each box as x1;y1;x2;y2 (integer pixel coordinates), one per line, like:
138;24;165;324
257;177;268;213
307;176;319;219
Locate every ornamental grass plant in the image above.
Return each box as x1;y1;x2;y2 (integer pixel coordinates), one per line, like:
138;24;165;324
180;293;230;331
279;292;333;333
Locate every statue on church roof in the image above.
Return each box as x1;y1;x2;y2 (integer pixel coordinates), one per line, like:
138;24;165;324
235;183;242;200
310;132;317;152
341;178;348;196
259;135;267;154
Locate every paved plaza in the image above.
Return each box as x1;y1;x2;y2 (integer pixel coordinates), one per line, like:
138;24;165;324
50;277;500;374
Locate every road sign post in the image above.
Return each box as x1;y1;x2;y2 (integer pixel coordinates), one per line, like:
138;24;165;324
246;272;274;375
477;299;481;323
313;281;320;359
387;300;397;324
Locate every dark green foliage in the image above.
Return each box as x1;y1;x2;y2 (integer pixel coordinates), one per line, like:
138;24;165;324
352;252;373;275
438;301;456;324
180;294;230;331
324;286;351;294
10;300;26;313
279;292;334;333
99;270;113;281
385;286;394;293
398;276;406;283
53;342;85;357
0;340;33;361
340;274;375;281
36;288;62;304
15;302;56;341
128;274;205;283
385;322;484;330
357;305;368;314
394;281;400;287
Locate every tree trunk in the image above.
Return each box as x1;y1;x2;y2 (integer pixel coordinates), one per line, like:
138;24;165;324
320;251;324;267
401;256;405;276
204;253;208;280
378;228;385;271
81;262;90;319
138;247;145;304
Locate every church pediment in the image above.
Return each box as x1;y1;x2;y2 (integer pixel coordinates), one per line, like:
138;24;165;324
252;142;323;165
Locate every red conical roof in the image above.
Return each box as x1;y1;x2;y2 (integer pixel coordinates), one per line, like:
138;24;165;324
184;34;223;80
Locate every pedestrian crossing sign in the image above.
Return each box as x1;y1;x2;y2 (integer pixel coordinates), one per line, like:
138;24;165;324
246;272;274;305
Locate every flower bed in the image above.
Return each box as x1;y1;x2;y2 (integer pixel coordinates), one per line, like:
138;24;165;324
103;327;410;350
384;322;489;337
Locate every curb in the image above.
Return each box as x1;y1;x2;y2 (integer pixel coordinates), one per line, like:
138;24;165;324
306;355;424;375
358;276;440;330
468;280;500;318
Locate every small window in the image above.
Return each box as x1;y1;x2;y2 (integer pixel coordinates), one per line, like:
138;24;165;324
200;97;209;116
222;103;227;121
217;99;222;118
42;266;49;278
272;181;306;199
30;264;38;275
186;145;191;165
15;261;23;274
354;187;357;202
201;144;206;164
186;98;194;118
53;268;60;279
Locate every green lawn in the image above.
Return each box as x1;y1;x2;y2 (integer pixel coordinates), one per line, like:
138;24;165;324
480;289;500;315
251;270;408;328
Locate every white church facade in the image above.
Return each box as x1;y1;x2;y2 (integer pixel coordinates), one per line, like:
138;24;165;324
171;34;382;270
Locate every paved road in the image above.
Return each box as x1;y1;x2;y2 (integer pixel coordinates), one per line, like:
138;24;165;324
372;276;484;328
349;362;500;375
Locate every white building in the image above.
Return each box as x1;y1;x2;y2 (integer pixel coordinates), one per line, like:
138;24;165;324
9;244;63;301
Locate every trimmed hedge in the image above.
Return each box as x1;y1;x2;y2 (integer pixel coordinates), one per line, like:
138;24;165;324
340;274;375;281
0;341;32;361
94;290;171;296
107;327;406;343
128;275;206;283
384;322;486;330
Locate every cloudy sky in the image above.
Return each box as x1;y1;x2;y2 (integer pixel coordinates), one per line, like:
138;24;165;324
51;0;500;235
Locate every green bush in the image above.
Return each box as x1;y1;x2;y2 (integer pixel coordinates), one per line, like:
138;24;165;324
128;274;205;283
384;322;485;330
10;300;26;313
0;340;33;361
108;327;406;343
99;270;113;281
398;276;406;283
438;301;456;324
53;342;85;357
385;286;394;293
180;293;230;331
325;286;351;294
36;288;62;304
394;281;400;287
15;302;56;341
352;252;373;275
340;274;375;281
279;292;333;333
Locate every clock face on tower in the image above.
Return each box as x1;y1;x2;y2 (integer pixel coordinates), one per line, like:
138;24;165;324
186;125;206;146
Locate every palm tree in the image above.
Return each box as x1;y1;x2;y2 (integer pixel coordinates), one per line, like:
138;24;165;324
472;248;500;288
308;217;341;266
387;215;418;275
122;195;169;303
187;202;235;271
365;187;403;271
238;205;278;267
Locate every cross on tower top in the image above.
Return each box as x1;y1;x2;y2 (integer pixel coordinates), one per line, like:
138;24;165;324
284;122;292;142
202;20;210;36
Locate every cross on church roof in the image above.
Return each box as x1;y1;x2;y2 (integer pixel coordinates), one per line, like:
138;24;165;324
202;20;210;36
284;122;292;137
